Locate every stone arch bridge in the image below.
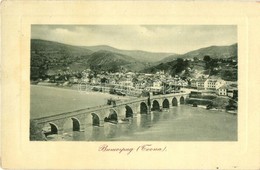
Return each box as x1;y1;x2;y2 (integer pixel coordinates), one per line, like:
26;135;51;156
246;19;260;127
32;92;189;136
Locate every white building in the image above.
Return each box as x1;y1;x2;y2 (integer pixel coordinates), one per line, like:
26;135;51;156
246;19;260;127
150;80;162;92
218;84;228;96
119;80;134;87
153;80;162;88
204;79;218;89
205;77;226;90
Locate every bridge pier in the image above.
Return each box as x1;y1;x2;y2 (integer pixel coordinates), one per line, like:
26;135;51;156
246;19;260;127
148;106;151;114
58;128;64;134
73;114;89;132
99;120;105;127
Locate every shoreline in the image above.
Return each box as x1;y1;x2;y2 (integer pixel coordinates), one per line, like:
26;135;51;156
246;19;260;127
187;104;237;114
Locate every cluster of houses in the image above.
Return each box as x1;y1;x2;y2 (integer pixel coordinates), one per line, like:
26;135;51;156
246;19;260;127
40;68;238;98
190;76;238;98
80;70;189;92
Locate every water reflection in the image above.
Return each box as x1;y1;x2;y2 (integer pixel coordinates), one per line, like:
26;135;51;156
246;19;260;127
70;113;161;140
137;114;152;129
91;126;104;141
152;112;160;123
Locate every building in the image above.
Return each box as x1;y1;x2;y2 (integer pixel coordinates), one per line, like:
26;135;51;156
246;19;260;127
204;79;218;90
197;79;206;89
119;80;134;87
215;78;226;89
150;80;162;92
153;80;162;87
69;76;78;83
190;78;206;89
227;88;238;98
205;77;226;90
91;78;101;85
190;79;197;88
218;84;228;96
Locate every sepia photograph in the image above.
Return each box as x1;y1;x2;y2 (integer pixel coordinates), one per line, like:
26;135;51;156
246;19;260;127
30;25;238;141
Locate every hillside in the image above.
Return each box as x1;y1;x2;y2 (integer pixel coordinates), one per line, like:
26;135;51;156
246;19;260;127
31;39;93;57
158;44;237;64
143;44;238;81
30;39;237;81
143;59;190;76
85;50;146;72
30;39;151;79
84;45;175;62
31;39;94;78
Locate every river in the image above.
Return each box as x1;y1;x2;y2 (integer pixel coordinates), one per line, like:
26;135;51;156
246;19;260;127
30;85;132;119
46;105;237;141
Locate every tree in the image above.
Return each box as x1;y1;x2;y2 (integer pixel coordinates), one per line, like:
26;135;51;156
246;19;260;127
177;58;184;64
101;77;108;84
193;57;199;62
132;77;139;84
203;55;211;63
175;58;189;74
204;55;212;70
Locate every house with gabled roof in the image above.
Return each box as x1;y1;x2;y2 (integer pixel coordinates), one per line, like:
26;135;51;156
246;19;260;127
218;84;228;96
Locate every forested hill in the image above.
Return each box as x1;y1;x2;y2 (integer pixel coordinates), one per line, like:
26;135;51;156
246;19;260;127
31;39;151;79
158;43;237;64
31;39;237;81
142;43;238;81
83;45;175;62
83;50;148;72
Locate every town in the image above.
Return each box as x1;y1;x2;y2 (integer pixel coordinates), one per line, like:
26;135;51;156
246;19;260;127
33;64;238;112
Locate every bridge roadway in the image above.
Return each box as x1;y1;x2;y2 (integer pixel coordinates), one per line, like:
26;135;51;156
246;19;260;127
32;92;189;135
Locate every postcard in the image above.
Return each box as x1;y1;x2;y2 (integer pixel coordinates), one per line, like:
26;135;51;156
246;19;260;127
1;1;259;169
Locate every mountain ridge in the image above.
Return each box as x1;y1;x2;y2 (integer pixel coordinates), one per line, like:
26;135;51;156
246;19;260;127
158;43;237;64
83;45;176;62
30;39;237;80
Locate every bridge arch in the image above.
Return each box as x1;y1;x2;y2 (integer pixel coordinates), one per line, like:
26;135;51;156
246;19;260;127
49;122;58;134
125;105;134;118
180;96;185;104
42;122;58;137
91;113;100;126
71;117;80;131
63;117;81;132
172;97;178;106
104;108;118;123
140;102;148;114
162;99;170;108
152;100;160;111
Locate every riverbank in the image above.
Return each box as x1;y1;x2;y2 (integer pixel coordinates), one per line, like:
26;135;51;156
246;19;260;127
188;103;237;115
187;95;237;111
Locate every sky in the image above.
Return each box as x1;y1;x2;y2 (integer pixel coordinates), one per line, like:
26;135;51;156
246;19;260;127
31;25;237;54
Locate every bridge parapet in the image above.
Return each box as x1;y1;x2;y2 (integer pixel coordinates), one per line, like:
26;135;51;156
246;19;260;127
33;104;113;124
33;92;189;123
